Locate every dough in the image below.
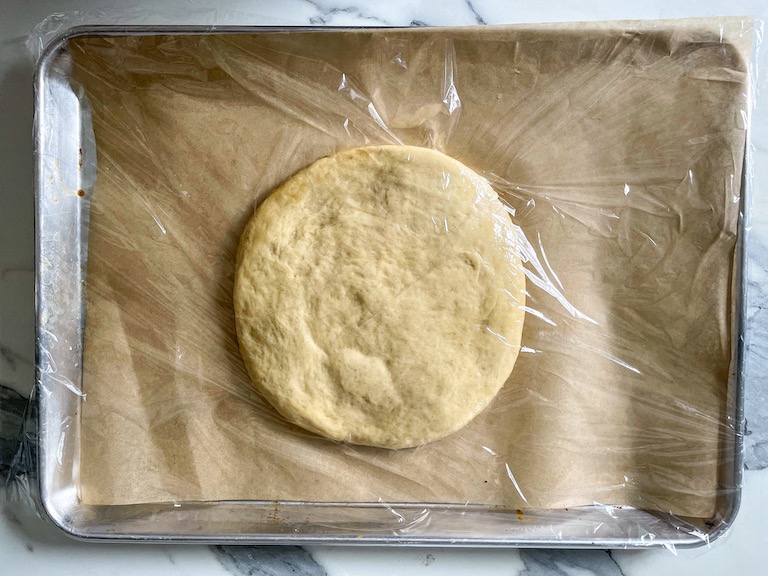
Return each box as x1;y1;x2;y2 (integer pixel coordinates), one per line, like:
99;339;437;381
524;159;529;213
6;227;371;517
234;145;526;448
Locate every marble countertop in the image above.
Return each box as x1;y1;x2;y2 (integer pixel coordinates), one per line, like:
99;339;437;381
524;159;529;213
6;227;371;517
2;1;768;574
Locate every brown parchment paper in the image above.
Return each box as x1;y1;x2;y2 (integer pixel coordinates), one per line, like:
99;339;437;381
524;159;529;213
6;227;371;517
72;18;752;518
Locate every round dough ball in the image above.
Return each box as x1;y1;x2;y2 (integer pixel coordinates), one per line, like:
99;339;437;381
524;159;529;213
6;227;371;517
234;145;525;449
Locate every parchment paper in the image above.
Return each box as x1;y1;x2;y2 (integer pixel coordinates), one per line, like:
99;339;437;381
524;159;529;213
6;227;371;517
72;18;751;518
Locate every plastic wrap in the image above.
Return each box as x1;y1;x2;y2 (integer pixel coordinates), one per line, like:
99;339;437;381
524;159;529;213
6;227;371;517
10;12;759;548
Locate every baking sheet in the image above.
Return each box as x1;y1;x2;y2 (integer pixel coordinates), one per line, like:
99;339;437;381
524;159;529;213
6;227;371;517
68;19;751;519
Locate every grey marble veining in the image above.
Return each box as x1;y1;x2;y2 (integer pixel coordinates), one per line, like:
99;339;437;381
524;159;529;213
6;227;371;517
0;34;35;400
303;0;391;26
0;387;25;479
463;1;487;25
519;550;627;576
745;235;768;470
215;546;327;576
293;0;499;27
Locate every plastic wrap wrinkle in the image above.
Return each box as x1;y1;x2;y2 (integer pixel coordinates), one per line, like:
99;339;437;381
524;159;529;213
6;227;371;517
62;20;752;520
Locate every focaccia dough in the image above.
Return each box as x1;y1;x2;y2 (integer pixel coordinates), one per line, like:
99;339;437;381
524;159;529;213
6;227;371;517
234;145;525;448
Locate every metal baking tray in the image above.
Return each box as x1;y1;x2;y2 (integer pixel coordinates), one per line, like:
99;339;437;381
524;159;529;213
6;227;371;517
34;25;747;547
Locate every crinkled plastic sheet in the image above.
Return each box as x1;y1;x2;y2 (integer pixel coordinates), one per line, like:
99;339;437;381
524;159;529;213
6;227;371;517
8;10;760;549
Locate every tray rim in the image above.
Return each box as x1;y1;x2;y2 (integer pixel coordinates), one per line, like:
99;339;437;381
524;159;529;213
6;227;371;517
34;22;748;547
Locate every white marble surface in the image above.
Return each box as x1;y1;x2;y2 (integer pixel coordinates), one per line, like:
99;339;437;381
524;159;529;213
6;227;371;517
2;0;768;574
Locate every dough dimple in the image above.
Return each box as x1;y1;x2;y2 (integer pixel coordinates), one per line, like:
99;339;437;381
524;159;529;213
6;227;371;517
234;145;526;448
